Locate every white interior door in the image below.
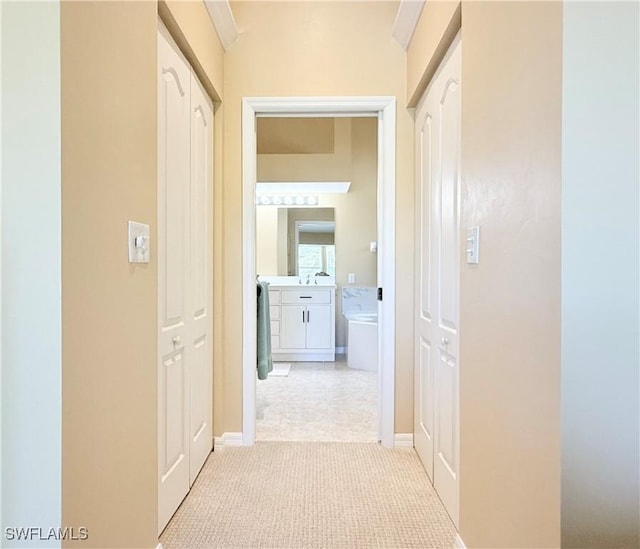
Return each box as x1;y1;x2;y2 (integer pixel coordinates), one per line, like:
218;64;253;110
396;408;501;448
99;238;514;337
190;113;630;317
158;26;191;533
414;35;461;527
414;79;437;482
188;71;213;487
158;23;214;533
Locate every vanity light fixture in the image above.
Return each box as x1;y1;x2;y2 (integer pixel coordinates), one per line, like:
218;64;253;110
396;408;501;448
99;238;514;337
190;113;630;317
256;194;319;206
256;181;348;206
256;181;351;194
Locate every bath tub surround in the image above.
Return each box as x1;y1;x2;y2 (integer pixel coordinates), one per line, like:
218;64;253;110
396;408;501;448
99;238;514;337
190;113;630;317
342;287;378;372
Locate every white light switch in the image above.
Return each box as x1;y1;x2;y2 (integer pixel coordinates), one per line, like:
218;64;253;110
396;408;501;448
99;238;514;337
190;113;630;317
348;273;356;284
128;221;150;263
466;226;480;264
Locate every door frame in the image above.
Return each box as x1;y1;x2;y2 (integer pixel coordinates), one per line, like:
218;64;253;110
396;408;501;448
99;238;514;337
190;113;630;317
241;96;396;447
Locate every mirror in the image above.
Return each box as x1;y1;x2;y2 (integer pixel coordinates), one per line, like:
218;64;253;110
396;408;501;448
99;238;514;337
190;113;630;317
256;206;335;277
294;219;335;278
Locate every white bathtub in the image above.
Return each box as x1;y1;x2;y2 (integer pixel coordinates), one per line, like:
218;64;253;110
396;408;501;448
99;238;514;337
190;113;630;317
344;312;378;372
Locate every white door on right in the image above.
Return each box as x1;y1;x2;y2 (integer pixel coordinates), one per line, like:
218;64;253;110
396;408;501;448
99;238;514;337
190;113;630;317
188;70;213;489
414;34;461;527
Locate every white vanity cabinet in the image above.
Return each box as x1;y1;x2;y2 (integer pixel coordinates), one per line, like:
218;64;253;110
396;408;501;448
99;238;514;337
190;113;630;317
268;286;335;362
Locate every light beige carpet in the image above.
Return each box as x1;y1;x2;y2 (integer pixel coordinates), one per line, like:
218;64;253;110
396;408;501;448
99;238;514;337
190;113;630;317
160;442;457;549
256;360;377;442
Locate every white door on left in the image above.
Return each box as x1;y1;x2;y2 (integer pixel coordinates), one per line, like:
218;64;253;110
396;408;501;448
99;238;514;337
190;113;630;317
157;23;214;534
157;25;191;534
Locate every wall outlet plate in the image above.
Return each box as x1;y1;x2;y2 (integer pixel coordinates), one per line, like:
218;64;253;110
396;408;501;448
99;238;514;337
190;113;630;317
128;221;150;263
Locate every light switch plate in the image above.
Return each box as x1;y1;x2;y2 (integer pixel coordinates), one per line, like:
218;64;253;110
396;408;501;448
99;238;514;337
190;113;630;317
348;273;356;284
128;221;150;263
466;226;480;264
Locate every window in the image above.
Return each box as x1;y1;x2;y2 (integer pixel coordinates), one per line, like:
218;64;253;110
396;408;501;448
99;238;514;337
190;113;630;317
297;245;336;278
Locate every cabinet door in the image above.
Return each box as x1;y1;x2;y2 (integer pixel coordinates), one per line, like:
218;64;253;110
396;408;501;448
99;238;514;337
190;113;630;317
306;305;332;349
280;305;306;349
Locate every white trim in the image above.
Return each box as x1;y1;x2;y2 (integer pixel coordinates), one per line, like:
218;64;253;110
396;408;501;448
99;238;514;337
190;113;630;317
392;0;426;50
204;0;238;51
394;433;415;447
213;432;244;451
454;533;467;549
243;97;396;448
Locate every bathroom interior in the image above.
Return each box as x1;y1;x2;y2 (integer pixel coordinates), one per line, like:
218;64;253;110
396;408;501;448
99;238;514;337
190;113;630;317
255;116;379;442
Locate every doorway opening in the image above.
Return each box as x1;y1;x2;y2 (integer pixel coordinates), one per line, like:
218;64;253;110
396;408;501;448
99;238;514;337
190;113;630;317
242;97;396;447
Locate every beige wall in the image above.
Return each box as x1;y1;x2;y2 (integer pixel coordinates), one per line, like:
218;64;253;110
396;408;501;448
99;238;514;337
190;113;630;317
406;0;460;106
223;1;413;433
459;3;562;546
258;117;335;154
256;206;279;275
258;117;352;182
61;2;158;547
409;1;562;546
333;118;378;348
299;232;334;246
61;1;223;546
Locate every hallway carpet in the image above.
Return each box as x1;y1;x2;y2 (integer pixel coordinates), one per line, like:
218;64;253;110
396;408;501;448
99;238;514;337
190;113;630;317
160;442;457;549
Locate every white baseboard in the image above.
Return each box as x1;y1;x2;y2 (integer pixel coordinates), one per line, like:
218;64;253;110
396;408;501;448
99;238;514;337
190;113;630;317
213;432;243;451
336;346;346;354
454;533;466;549
394;433;414;447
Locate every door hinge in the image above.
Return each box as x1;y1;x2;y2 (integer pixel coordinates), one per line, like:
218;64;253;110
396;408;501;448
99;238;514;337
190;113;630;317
377;287;383;301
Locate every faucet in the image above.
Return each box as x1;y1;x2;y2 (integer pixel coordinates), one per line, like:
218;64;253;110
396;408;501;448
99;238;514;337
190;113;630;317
306;274;311;285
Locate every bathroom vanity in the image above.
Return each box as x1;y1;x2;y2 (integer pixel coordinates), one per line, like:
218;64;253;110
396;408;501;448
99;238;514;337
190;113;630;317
266;279;336;362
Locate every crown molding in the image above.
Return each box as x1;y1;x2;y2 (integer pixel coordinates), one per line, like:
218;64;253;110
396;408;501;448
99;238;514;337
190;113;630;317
392;0;426;50
204;0;238;51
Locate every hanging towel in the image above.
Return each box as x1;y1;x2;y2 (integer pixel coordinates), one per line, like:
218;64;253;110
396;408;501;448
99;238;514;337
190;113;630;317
256;281;273;380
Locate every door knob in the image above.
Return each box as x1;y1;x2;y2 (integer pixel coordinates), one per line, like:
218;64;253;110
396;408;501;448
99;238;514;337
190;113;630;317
441;336;449;346
172;336;181;347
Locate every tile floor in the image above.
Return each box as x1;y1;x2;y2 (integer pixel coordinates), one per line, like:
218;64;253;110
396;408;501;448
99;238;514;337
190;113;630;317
256;356;378;442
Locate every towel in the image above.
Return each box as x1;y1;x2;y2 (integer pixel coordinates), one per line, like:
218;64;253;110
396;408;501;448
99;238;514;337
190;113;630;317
256;281;273;380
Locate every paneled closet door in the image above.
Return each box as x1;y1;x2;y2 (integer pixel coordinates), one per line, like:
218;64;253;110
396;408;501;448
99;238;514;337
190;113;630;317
414;35;461;528
188;71;213;488
158;25;191;533
414;79;437;484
